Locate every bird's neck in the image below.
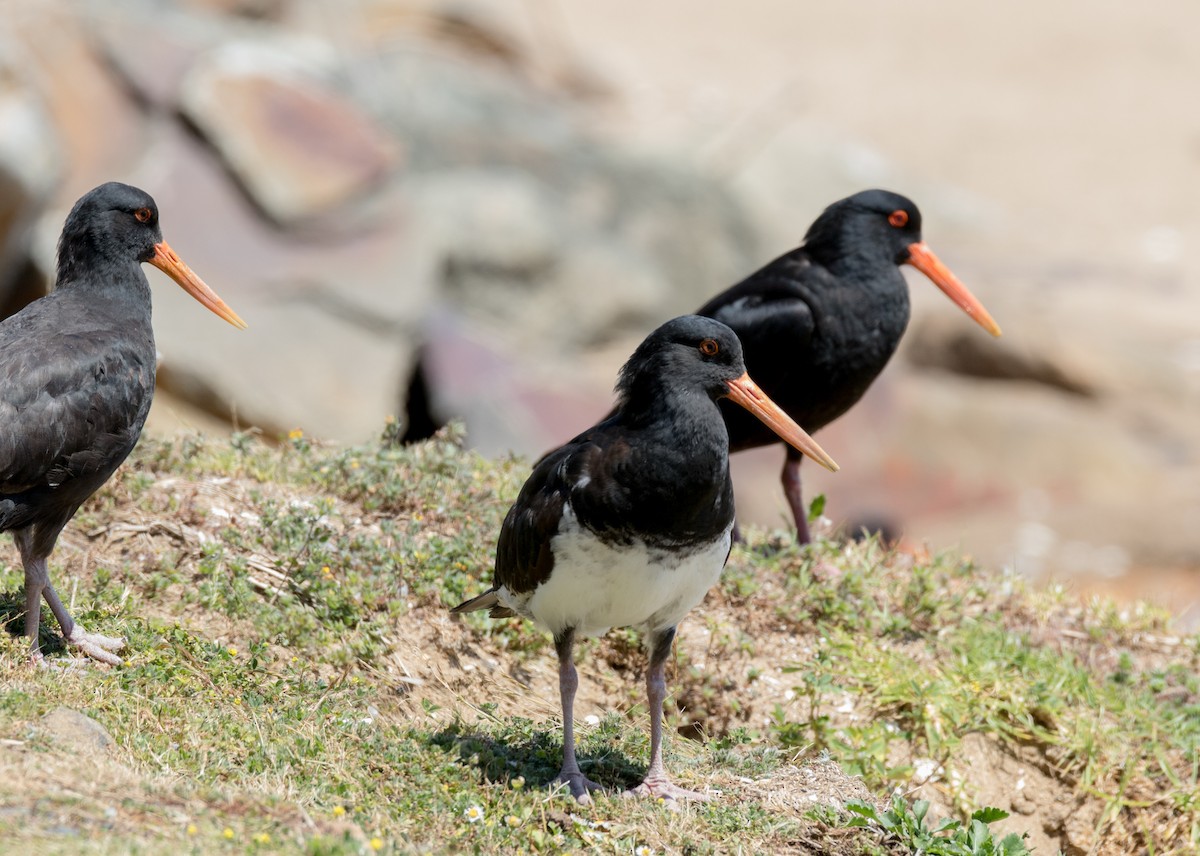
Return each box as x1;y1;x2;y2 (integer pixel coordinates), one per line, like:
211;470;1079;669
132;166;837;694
616;385;732;488
55;254;153;315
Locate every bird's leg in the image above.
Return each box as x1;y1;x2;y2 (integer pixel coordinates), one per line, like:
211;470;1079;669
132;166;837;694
625;627;711;803
781;448;811;544
552;628;603;803
20;550;48;665
16;531;124;666
42;584;125;666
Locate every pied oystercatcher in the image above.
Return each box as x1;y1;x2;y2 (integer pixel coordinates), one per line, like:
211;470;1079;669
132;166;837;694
452;314;838;802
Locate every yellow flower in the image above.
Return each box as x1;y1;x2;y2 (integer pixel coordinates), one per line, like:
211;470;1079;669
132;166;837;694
464;804;484;823
223;828;234;839
333;805;346;817
288;428;304;440
227;646;238;657
186;823;197;835
255;832;270;844
504;815;521;828
370;838;383;851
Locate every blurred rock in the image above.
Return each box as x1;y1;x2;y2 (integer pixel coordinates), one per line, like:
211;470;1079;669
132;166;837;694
0;44;61;310
126;122;437;441
180;39;400;225
905;313;1097;397
9;2;145;197
359;44;760;310
89;1;231;109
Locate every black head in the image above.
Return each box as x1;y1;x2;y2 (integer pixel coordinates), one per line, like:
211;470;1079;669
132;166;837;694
616;315;747;405
616;315;840;471
54;181;247;328
57;182;165;281
802;189;923;267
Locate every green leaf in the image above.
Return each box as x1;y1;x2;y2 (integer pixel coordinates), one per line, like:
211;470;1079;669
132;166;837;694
934;817;962;833
971;806;1010;824
807;493;827;523
912;799;930;825
998;833;1031;855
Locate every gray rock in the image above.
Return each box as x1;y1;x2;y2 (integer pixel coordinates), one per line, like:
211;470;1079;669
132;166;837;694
0;41;62;306
64;121;442;443
179;38;400;226
34;707;114;755
361;43;761;310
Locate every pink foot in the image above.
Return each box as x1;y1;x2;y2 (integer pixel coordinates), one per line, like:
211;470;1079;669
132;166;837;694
554;771;605;804
623;777;712;804
65;626;125;666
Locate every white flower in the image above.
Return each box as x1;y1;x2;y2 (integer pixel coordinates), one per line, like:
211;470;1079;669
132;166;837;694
464;805;484;823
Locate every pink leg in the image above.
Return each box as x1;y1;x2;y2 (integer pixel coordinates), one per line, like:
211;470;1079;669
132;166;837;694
16;531;124;666
781;450;811;544
552;629;603;803
625;628;710;803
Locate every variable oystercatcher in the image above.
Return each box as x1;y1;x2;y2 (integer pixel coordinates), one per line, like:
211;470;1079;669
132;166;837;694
1;182;246;665
696;189;1001;541
452;315;837;803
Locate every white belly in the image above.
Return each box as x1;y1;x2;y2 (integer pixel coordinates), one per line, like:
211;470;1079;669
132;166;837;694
498;506;731;639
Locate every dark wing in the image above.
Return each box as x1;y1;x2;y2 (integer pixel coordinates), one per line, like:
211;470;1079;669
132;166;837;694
0;302;154;495
492;445;577;596
696;248;819;357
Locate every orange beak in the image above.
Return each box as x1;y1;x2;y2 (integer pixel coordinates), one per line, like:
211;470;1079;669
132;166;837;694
725;373;838;472
905;242;1001;337
149;241;247;330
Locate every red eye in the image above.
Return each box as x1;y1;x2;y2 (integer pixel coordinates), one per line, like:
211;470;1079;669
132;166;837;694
134;208;152;224
699;338;719;356
888;209;909;228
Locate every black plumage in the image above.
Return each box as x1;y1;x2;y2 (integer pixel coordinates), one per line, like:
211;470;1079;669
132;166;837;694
453;315;837;802
697;189;1001;541
1;181;245;665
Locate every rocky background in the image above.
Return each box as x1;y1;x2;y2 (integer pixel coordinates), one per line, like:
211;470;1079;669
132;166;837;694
1;0;1197;620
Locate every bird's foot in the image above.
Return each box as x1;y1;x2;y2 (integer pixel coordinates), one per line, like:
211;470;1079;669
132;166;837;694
553;770;605;804
623;777;712;805
65;626;125;666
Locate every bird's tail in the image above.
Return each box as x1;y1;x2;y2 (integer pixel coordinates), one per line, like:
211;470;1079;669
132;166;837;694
449;589;516;618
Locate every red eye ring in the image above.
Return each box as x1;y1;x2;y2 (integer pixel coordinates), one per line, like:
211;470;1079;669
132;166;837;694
888;209;909;228
699;338;719;356
134;208;152;224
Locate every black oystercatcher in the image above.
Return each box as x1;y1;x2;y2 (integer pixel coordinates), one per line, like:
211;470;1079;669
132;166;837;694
452;315;837;802
697;189;1001;541
1;182;246;665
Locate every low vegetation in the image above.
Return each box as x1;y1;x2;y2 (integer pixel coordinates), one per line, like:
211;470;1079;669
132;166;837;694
0;426;1196;854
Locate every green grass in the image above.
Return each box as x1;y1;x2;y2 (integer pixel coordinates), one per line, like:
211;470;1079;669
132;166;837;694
0;426;1196;853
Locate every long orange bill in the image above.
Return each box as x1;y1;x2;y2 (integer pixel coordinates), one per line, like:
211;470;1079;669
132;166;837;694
149;241;248;330
725;373;839;472
905;242;1002;337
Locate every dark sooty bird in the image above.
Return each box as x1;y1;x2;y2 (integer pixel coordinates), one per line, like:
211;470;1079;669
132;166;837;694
696;189;1002;542
0;182;246;665
452;315;838;803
